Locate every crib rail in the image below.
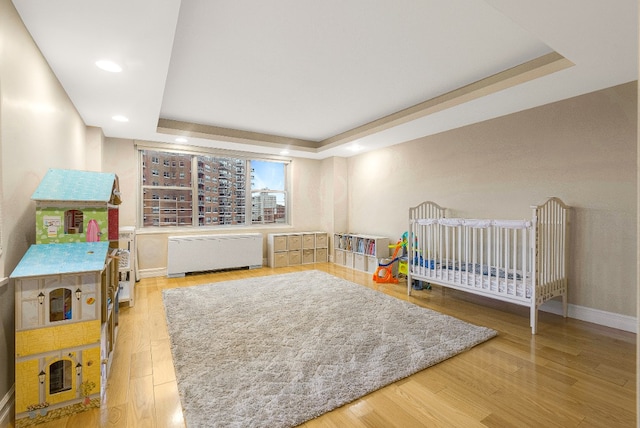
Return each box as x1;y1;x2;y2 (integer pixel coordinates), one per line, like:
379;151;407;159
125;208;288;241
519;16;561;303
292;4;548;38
408;213;534;304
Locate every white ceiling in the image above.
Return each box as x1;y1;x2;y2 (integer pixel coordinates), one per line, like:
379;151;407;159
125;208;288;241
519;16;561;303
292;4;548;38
12;0;638;159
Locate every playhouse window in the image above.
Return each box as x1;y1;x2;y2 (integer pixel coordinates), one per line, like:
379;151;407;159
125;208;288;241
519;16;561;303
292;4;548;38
49;360;72;394
64;209;84;234
50;288;72;322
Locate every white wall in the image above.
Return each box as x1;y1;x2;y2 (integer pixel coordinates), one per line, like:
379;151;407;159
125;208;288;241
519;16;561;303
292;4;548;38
348;82;637;318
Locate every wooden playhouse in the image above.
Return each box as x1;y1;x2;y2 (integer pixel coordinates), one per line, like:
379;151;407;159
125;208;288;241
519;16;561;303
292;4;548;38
11;169;122;426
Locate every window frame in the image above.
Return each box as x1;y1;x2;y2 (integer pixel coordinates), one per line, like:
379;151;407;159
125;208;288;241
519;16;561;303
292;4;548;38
137;143;291;229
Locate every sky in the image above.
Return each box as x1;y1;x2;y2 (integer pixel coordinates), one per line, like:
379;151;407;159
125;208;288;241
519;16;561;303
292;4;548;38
251;160;284;190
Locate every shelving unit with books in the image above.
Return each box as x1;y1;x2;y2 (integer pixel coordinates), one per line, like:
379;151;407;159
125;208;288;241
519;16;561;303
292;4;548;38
118;226;136;307
333;233;389;274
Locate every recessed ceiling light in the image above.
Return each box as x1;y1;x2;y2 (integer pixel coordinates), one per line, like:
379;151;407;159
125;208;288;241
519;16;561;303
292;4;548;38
348;144;362;152
280;150;289;155
175;137;188;143
95;60;122;73
112;115;129;122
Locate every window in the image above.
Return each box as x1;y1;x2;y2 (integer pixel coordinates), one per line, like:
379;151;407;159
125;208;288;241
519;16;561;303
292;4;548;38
251;160;287;225
140;149;288;228
49;288;72;322
64;209;83;234
49;360;72;394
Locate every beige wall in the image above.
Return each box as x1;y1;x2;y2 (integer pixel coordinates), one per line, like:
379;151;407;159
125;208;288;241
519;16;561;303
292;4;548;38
1;1;88;274
320;157;349;244
85;126;105;172
348;82;637;317
0;0;90;425
102;138;137;227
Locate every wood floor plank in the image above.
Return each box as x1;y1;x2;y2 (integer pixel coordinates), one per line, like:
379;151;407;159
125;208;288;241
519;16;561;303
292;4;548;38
127;375;156;427
104;329;132;408
130;317;152;354
130;349;153;379
153;381;185;428
303;405;369;428
480;387;583;428
150;339;176;386
424;356;502;397
148;309;170;342
381;380;490;427
345;397;403;427
102;404;129;427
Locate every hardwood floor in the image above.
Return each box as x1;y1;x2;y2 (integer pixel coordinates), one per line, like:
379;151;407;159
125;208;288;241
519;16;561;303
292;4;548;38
22;263;635;427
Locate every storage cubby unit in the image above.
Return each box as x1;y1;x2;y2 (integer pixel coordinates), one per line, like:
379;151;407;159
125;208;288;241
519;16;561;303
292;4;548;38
118;226;136;307
333;233;390;273
268;232;328;267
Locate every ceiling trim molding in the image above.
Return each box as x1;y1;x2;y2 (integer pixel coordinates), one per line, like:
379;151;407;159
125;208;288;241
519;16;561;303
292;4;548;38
134;139;293;161
157;119;318;152
157;51;573;153
317;51;574;150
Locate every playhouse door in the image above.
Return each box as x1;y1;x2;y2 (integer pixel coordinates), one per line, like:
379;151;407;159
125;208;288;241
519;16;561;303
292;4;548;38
108;208;119;241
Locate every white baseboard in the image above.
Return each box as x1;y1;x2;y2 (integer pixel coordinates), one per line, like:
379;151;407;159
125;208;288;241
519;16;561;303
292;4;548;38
0;384;14;428
540;300;637;333
138;268;167;279
140;264;266;278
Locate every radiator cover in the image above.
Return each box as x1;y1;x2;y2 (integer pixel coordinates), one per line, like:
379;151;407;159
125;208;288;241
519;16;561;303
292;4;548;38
167;233;263;277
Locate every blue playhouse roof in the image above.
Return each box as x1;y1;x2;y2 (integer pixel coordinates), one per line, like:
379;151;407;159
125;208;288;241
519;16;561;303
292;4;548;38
10;241;110;278
31;169;118;203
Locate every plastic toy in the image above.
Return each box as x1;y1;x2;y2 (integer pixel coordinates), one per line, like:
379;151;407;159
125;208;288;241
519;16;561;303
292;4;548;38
373;232;412;284
372;241;402;283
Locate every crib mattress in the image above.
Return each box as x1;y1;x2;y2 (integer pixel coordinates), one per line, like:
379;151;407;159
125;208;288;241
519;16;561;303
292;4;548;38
411;264;532;300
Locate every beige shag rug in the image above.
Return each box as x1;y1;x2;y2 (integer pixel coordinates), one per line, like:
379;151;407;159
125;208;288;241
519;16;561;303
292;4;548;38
162;270;496;427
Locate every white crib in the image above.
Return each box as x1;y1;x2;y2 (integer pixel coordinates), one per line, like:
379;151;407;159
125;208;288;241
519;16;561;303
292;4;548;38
407;197;569;334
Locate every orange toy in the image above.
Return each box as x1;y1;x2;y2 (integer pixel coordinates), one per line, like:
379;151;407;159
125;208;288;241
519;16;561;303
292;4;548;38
372;240;403;283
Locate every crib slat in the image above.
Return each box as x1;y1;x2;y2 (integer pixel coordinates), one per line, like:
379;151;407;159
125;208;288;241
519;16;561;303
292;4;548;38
511;229;516;295
479;230;484;289
487;224;494;290
440;220;444;279
498;229;501;293
466;227;470;286
521;227;527;298
472;228;477;287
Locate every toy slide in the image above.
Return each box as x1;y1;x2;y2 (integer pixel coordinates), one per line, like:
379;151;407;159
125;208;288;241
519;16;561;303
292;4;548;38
372;240;404;284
